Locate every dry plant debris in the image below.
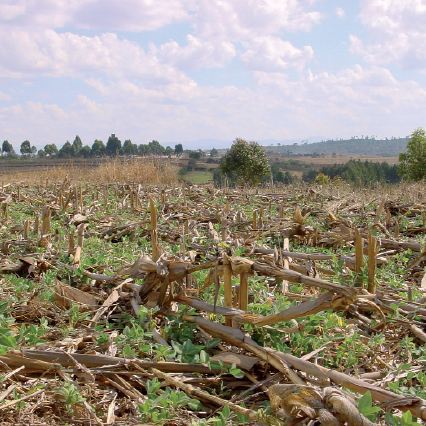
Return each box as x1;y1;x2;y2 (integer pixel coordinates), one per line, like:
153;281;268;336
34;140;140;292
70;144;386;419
0;180;425;425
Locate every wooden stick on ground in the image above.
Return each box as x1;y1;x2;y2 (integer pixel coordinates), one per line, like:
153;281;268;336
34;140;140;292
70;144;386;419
355;229;364;288
4;350;228;375
150;198;160;261
239;270;248;311
185;315;426;421
151;368;259;421
223;255;233;326
282;237;290;293
368;232;377;294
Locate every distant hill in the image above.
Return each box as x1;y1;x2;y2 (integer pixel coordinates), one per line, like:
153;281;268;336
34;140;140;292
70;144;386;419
266;137;408;156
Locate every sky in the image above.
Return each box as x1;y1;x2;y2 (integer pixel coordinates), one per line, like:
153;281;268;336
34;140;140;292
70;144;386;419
1;0;426;149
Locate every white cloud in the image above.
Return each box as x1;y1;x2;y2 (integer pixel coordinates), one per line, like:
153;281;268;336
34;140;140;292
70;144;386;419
336;7;345;18
0;91;11;101
2;64;424;147
193;0;322;40
0;0;188;31
240;36;313;71
0;0;322;36
0;0;83;28
0;2;26;20
1;0;422;146
75;0;189;32
85;77;198;103
252;65;426;136
353;0;426;68
359;0;426;31
149;0;320;71
152;35;236;69
0;101;68;144
0;28;192;87
149;0;321;71
0;1;320;75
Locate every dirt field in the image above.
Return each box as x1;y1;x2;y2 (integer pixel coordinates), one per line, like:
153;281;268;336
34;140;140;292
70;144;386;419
0;180;424;424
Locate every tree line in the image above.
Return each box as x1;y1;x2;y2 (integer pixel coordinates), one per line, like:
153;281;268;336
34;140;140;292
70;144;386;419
215;128;425;186
1;135;184;159
302;160;400;185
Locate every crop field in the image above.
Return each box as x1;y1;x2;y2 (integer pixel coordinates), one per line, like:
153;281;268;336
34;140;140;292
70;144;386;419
0;173;425;424
0;158;179;186
182;171;214;185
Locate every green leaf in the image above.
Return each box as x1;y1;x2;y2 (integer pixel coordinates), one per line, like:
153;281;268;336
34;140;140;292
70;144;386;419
199;350;209;364
0;329;16;348
357;391;381;421
229;364;244;379
358;391;373;412
171;340;182;354
401;410;418;425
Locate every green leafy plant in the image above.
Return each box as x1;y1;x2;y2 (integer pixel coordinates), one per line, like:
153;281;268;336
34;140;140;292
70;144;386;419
357;391;382;421
385;411;420;425
57;382;86;415
68;303;90;327
138;379;201;424
17;318;49;345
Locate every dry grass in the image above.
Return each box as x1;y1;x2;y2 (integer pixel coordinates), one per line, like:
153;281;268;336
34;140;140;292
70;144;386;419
0;158;179;185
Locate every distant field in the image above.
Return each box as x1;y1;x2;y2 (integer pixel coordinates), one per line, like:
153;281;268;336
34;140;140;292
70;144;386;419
269;154;399;166
0;155;399;184
182;170;213;184
194;162;218;169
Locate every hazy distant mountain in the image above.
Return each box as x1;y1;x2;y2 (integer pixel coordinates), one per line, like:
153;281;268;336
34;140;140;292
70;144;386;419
265;137;408;156
170;136;408;155
169;139;301;149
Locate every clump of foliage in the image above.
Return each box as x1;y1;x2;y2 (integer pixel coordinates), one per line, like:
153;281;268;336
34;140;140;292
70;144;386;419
398;128;426;181
139;378;201;423
303;160;400;185
271;163;294;184
315;172;330;184
1;140;16;157
220;138;270;186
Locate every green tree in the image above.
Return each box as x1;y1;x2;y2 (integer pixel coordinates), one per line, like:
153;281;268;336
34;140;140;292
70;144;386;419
188;150;202;160
138;144;149;156
318;160;400;185
174;143;183;156
91;139;106;157
106;134;121;156
2;140;14;156
210;148;218;157
80;145;91;158
37;149;46;158
72;135;83;156
220;138;270;186
44;144;58;157
398;128;426;181
122;139;137;156
271;163;293;184
147;140;165;156
187;158;197;171
58;141;75;158
20;140;32;156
